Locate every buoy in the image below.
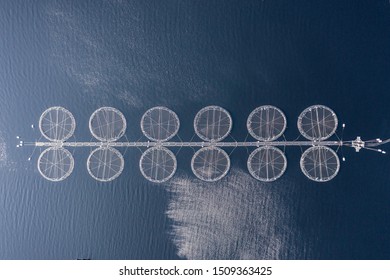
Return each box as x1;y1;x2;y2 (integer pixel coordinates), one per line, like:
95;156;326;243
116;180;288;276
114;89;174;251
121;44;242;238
16;136;20;139
28;157;31;161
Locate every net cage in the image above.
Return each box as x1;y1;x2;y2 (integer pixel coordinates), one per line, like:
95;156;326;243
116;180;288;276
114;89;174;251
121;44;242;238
297;105;338;140
139;147;177;183
39;107;76;142
247;106;287;141
38;147;74;182
247;146;287;182
191;146;230;182
194;106;232;142
300;146;340;182
89;107;127;142
87;147;124;182
141;106;180;142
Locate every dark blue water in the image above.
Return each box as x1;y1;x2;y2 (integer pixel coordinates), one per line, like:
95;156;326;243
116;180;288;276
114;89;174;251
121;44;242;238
0;0;389;259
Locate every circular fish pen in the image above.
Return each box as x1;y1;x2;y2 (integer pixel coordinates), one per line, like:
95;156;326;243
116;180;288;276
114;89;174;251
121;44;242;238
39;107;76;142
139;147;177;183
297;105;338;140
247;105;287;141
141;106;180;142
191;146;230;182
89;107;127;142
193;106;232;142
87;147;124;182
247;146;287;182
300;146;340;182
38;147;74;182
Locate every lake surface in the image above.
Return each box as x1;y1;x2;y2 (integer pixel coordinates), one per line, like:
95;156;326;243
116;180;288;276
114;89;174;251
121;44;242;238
0;0;389;259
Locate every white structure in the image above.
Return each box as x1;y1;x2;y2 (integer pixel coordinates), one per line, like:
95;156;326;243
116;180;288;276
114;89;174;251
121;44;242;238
300;146;340;182
191;147;230;182
89;107;126;142
141;106;180;142
139;147;177;183
32;105;388;183
38;147;74;182
351;136;365;152
247;105;286;141
297;105;338;140
39;107;76;142
247;146;287;182
193;106;232;142
87;147;124;182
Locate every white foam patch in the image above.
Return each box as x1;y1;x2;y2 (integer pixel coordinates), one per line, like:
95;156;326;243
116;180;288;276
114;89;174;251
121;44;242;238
47;8;110;96
116;90;144;109
166;168;299;259
46;3;221;107
0;143;6;162
0;137;8;167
